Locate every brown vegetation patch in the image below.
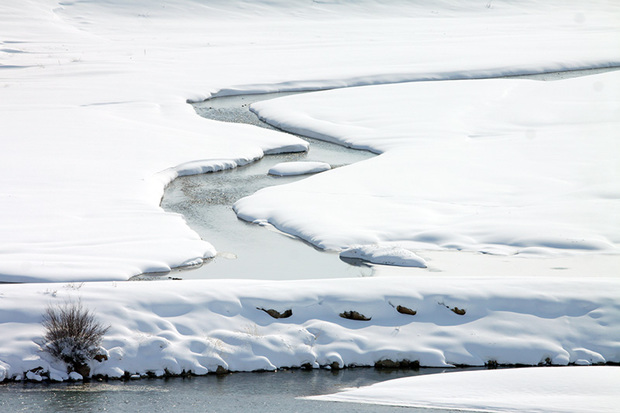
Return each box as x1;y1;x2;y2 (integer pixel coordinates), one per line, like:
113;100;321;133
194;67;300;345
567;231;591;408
94;353;108;362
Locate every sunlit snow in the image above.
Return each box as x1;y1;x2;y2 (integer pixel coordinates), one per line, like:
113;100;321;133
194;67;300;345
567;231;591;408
0;1;619;408
1;278;618;383
268;161;331;176
309;366;620;413
1;0;618;280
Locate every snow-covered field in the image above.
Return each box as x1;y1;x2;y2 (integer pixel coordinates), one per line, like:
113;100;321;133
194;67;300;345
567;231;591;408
2;0;618;281
241;72;620;260
1;0;619;410
309;366;620;412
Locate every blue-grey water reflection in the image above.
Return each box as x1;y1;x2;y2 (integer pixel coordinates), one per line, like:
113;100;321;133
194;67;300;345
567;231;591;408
0;368;484;412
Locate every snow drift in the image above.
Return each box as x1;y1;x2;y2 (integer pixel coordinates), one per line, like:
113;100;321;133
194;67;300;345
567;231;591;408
238;71;620;260
0;277;618;382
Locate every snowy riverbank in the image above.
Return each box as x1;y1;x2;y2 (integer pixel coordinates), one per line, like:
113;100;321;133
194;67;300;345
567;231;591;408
1;277;619;382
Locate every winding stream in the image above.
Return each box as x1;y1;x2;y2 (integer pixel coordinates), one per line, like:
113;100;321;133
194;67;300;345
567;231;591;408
156;92;375;280
154;66;620;281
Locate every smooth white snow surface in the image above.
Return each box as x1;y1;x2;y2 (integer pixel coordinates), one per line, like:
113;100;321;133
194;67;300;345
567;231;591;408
0;278;618;382
1;0;619;281
268;161;331;176
239;72;620;260
309;366;620;413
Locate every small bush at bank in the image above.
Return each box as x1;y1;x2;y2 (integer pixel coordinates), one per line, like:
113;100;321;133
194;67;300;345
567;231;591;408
42;300;109;375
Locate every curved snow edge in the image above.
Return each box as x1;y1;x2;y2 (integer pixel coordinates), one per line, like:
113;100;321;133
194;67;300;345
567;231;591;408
307;366;620;413
268;161;331;176
340;244;427;268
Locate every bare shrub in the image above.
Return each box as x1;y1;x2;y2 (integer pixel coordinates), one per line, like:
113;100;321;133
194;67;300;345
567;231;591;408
42;300;109;374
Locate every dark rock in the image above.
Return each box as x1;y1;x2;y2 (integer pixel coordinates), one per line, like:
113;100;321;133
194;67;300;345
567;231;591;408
375;359;420;370
375;359;400;369
258;308;293;319
406;360;421;370
396;305;417;316
451;307;466;315
339;310;371;321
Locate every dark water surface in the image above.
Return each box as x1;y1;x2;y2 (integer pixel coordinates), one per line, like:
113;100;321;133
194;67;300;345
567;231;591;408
0;368;481;412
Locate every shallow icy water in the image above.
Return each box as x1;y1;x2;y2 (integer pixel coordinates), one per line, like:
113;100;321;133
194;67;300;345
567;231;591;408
0;368;482;413
158;93;375;280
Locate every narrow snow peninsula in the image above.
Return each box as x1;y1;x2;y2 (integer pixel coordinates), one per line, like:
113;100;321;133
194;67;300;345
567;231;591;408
0;277;618;382
309;366;620;413
341;245;427;268
268;161;331;176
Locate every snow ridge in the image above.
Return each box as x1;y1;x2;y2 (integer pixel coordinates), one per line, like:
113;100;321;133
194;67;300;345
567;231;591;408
0;278;618;382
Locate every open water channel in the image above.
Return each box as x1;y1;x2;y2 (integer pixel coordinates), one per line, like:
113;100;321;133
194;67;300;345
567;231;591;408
0;368;483;412
151;66;620;281
154;91;376;280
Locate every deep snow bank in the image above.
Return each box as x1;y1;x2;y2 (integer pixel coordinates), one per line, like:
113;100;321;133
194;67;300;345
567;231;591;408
309;366;620;413
1;0;619;281
0;277;618;381
237;71;620;260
